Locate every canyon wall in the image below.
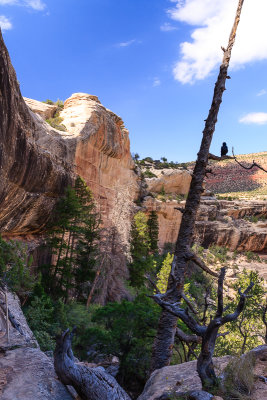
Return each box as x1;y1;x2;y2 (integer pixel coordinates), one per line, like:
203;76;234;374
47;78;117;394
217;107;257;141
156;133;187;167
0;30;139;302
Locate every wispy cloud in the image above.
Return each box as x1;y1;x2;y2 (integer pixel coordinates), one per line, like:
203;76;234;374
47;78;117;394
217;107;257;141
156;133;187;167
168;0;267;84
239;112;267;125
0;15;12;30
153;77;161;87
160;22;178;32
257;89;266;97
116;39;137;48
0;0;46;10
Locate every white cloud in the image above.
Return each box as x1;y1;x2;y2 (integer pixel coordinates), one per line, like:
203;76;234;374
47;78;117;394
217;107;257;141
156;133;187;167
239;112;267;125
160;22;178;32
0;15;12;30
0;0;46;10
153;77;161;87
25;0;45;11
117;39;137;48
169;0;267;84
257;89;266;97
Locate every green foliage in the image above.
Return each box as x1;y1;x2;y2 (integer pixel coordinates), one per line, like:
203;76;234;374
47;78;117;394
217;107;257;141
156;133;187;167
216;270;265;356
208;244;229;264
0;236;36;300
41;177;100;302
244;250;261;262
160;185;166;196
46;115;67;131
42;99;54;105
83;295;160;389
143;169;157;178
143;157;153;163
156;253;173;293
147;211;159;252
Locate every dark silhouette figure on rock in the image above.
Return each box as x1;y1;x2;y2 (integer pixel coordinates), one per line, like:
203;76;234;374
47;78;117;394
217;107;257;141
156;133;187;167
221;142;228;157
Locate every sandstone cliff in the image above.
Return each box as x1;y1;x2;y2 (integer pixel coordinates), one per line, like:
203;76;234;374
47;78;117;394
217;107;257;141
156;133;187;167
0;30;141;302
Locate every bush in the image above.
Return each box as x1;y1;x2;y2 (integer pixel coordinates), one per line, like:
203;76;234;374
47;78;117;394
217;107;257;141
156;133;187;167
222;353;255;400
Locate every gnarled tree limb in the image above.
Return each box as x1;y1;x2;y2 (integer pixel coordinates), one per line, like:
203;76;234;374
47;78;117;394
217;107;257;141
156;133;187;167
232;147;267;172
54;329;131;400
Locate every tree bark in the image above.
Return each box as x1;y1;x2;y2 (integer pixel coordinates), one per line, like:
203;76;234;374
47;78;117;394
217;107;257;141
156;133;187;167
150;0;245;372
54;329;131;400
152;267;253;389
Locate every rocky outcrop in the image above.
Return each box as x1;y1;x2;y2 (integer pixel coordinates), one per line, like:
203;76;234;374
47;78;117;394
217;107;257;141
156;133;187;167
142;196;183;249
138;346;267;400
0;289;73;400
0;30;73;235
23;97;57;120
145;168;191;195
0;30;138;241
137;356;230;400
195;199;267;252
142;195;267;252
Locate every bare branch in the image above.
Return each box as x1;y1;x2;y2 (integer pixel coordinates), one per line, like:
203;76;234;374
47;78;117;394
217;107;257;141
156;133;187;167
186;250;219;278
221;282;254;324
181;292;198;315
151;294;206;337
216;267;226;318
145;274;160;294
176;327;201;344
232;147;267;172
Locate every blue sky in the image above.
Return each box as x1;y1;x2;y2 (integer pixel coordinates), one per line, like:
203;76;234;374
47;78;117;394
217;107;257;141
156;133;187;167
1;0;267;162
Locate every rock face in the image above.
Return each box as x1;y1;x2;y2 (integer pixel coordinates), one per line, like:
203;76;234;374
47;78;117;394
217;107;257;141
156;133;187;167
23;97;57;120
0;30;139;302
137;356;230;400
142;194;267;252
142;197;183;249
0;30;73;235
195;199;267;252
0;290;73;400
145;168;191;196
138;346;267;400
0;31;138;240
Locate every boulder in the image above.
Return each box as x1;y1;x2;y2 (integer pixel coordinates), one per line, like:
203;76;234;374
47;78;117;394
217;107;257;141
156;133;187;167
0;289;73;400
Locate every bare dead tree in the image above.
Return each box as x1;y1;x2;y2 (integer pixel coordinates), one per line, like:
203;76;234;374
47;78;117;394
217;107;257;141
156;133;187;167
262;301;267;344
232;147;267;172
150;0;246;372
152;268;253;389
54;329;131;400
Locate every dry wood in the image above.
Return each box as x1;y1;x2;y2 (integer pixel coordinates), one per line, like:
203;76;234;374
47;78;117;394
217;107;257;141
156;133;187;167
232;147;267;172
54;329;131;400
152;267;253;388
150;0;245;372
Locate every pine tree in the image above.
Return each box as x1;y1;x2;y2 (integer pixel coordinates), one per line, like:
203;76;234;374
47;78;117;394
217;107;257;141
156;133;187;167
42;177;100;302
147;211;159;253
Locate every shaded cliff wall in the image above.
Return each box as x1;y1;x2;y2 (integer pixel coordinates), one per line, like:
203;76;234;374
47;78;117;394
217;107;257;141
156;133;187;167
0;30;139;302
0;30;72;235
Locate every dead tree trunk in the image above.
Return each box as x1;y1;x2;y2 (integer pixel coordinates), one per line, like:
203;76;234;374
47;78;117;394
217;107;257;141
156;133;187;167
150;0;245;372
54;329;131;400
152;267;253;389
